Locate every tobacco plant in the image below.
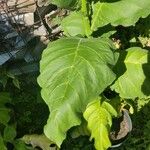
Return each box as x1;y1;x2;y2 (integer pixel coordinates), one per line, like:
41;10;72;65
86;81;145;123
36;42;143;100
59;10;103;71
38;0;150;150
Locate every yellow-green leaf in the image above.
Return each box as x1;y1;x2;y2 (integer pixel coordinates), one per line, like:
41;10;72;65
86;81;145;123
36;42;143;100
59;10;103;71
84;99;116;150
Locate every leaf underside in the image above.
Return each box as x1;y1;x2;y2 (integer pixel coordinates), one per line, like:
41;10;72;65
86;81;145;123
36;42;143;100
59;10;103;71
38;38;116;146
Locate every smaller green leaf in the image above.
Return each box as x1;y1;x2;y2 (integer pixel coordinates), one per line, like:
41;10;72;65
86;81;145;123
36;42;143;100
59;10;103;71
14;140;32;150
0;92;11;107
61;12;92;37
22;134;57;150
136;98;150;111
0;93;11;125
0;77;8;88
13;78;20;89
7;72;15;79
0;108;10;125
4;125;16;142
0;136;7;150
111;47;150;99
84;99;116;150
7;72;20;89
101;101;117;117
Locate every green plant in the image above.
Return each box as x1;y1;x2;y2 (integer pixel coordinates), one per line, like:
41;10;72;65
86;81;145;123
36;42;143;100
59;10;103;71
0;92;28;150
38;0;150;150
0;68;20;89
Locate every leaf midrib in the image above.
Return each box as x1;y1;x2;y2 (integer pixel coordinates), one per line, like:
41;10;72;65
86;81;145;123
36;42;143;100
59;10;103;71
91;3;104;31
54;39;83;107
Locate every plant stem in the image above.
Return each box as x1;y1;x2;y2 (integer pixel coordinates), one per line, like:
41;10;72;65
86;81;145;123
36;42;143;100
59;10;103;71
81;0;87;15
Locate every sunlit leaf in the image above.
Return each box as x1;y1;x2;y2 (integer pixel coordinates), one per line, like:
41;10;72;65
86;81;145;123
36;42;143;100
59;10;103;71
91;0;150;31
111;47;150;98
61;12;92;37
84;99;117;150
38;38;116;146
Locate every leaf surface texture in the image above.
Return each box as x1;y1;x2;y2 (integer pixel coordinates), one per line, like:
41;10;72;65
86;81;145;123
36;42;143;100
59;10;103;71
84;99;117;150
112;47;150;98
91;0;150;31
38;38;116;146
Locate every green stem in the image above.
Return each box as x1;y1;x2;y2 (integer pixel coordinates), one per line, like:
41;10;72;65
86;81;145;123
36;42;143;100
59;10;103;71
81;0;87;15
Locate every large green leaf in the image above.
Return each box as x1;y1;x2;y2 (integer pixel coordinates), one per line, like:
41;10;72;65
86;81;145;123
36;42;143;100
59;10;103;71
84;99;117;150
51;0;78;8
91;0;150;31
111;47;150;99
38;38;116;146
61;12;92;37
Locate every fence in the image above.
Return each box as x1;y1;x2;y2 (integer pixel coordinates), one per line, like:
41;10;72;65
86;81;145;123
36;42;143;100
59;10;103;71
0;0;63;75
